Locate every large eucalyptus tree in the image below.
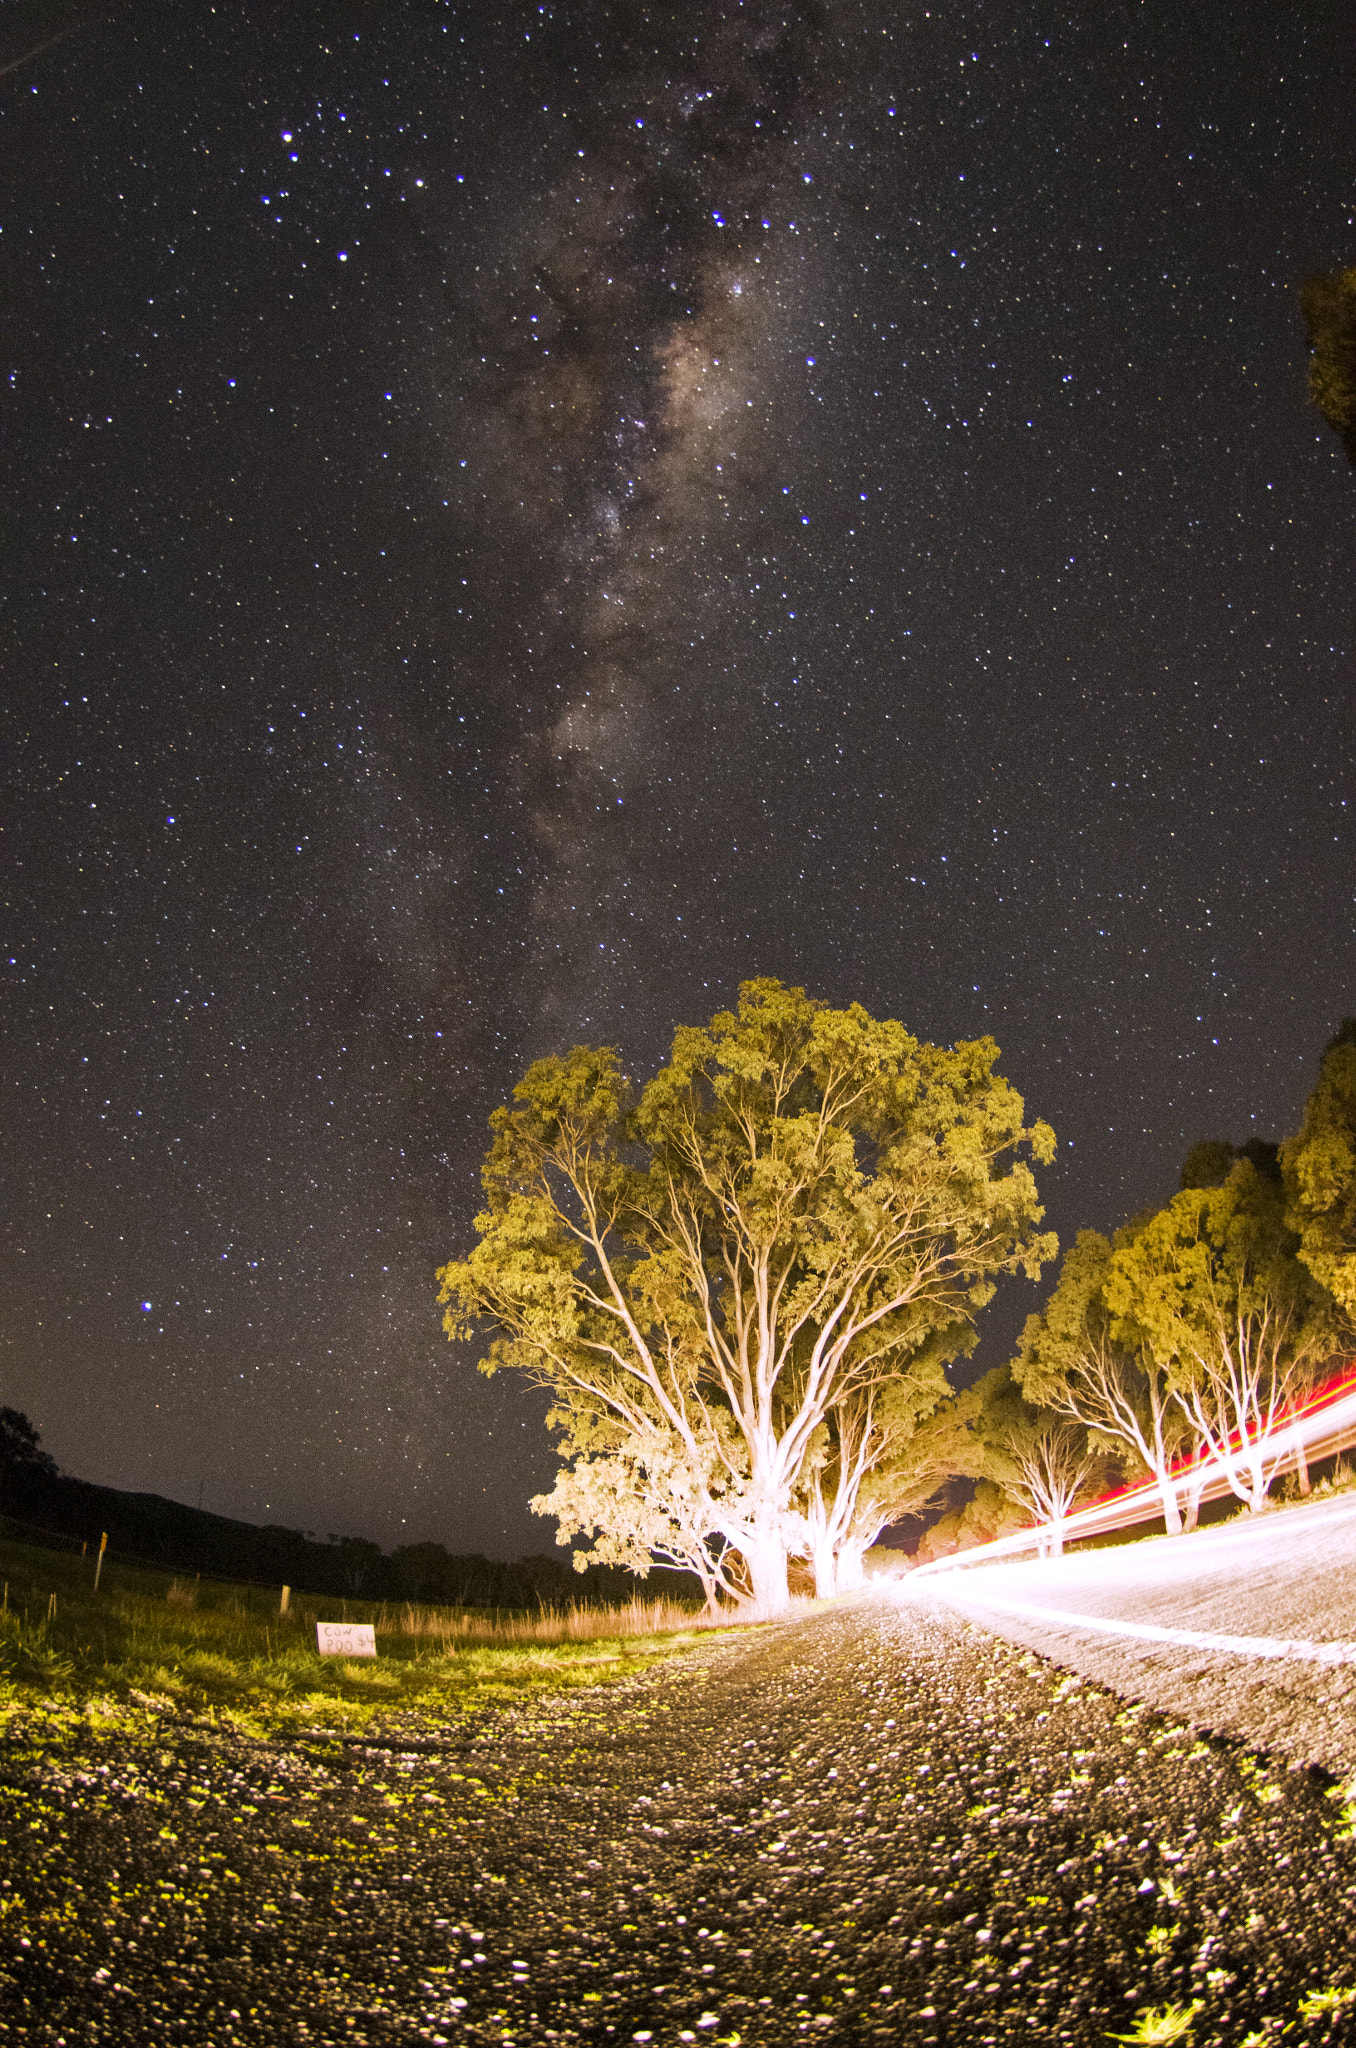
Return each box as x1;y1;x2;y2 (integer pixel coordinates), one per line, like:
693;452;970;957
437;979;1055;1612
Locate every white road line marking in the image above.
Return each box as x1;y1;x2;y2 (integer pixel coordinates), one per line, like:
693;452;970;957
916;1590;1356;1665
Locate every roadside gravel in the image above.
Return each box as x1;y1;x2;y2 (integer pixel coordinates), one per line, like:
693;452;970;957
4;1597;1355;2046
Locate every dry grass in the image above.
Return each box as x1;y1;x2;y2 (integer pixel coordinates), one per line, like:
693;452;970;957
0;1535;736;1735
392;1592;723;1645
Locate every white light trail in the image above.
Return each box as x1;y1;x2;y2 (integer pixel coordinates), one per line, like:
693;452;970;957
912;1361;1356;1578
917;1590;1356;1665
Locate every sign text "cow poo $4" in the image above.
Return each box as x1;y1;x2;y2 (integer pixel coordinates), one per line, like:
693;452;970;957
316;1621;377;1658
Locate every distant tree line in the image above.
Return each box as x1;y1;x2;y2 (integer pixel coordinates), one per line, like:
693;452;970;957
0;1421;672;1609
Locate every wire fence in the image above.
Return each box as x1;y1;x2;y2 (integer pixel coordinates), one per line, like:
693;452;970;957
0;1513;302;1599
0;1514;87;1558
0;1514;704;1630
0;1515;721;1646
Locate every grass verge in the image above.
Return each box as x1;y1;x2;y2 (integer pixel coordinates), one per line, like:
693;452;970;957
0;1535;728;1742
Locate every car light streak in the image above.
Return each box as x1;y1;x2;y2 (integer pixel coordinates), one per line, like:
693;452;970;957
914;1591;1356;1665
912;1360;1356;1577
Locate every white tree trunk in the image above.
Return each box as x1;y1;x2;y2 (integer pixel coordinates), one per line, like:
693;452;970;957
1295;1438;1311;1495
694;1559;725;1617
1156;1466;1183;1535
836;1539;869;1592
1245;1453;1269;1513
810;1538;837;1601
737;1529;791;1615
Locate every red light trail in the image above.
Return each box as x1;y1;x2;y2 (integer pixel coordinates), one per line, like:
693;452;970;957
914;1361;1356;1578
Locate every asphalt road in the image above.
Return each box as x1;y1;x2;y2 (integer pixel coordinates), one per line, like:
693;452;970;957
5;1598;1356;2047
914;1495;1356;1775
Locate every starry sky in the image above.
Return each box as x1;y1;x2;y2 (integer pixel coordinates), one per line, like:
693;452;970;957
5;0;1353;1559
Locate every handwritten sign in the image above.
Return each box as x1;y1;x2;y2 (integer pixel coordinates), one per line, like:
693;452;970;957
316;1621;377;1659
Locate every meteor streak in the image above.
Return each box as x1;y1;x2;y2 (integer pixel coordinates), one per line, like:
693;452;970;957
0;21;88;81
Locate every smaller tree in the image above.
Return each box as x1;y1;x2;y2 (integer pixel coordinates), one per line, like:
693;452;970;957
332;1536;383;1595
0;1408;58;1513
795;1363;981;1597
531;1410;746;1614
1105;1163;1338;1513
1282;1019;1356;1327
1005;1424;1100;1556
969;1365;1110;1556
1013;1229;1198;1534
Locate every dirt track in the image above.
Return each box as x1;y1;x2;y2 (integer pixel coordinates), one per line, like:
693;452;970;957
4;1599;1356;2046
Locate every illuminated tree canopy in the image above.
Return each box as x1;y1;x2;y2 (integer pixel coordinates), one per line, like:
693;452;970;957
1013;1228;1197;1534
1102;1163;1337;1514
1283;1019;1356;1327
1301;267;1356;466
437;979;1055;1612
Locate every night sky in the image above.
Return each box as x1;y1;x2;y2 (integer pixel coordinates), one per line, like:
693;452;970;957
5;2;1353;1559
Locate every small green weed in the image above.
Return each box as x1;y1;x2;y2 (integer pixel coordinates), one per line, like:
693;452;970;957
1326;1777;1356;1843
1106;2002;1202;2045
1297;1986;1356;2018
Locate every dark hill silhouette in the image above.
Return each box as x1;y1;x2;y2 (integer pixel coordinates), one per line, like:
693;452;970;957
0;1411;691;1608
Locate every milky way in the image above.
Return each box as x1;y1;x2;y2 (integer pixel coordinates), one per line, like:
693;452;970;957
416;4;829;1035
5;1;1352;1554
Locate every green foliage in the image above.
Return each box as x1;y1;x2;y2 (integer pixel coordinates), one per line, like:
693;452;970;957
918;1474;1033;1560
1012;1227;1195;1532
1106;1166;1332;1374
1281;1021;1356;1325
438;979;1055;1608
1301;267;1356;465
1103;1163;1338;1511
1106;2002;1202;2045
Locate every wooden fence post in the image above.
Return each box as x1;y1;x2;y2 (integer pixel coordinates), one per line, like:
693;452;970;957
280;1585;291;1616
93;1532;108;1591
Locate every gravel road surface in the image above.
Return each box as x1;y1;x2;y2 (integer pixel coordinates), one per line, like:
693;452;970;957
916;1496;1356;1774
5;1599;1356;2047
